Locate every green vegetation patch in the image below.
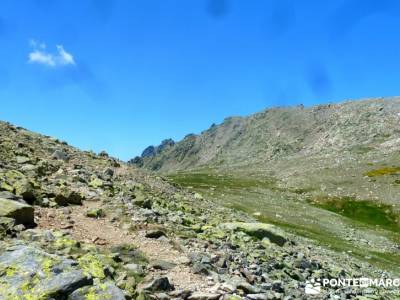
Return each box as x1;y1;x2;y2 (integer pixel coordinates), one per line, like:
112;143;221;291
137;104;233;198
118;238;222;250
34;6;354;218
168;172;277;191
364;166;400;177
311;196;399;231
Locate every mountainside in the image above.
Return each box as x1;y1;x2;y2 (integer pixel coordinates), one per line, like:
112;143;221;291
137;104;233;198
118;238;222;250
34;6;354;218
131;97;400;206
2;120;396;298
131;97;400;173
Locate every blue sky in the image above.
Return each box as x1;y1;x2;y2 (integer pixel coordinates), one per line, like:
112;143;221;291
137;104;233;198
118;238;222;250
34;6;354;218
0;0;400;160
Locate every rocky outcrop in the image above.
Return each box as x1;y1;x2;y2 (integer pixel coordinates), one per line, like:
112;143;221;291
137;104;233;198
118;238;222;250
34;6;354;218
128;138;175;169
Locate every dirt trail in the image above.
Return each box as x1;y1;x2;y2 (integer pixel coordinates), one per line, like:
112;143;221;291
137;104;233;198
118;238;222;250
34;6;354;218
35;200;211;292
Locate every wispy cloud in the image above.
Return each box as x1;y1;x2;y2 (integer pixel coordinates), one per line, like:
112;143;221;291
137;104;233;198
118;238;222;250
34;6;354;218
28;39;75;67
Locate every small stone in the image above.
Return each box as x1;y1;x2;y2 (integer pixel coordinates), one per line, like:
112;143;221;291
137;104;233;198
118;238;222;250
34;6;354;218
52;149;69;161
13;224;26;232
246;294;269;300
188;292;221;300
145;229;166;239
16;156;30;164
150;260;176;270
236;282;261;294
142;277;174;292
86;208;105;218
169;289;192;299
124;263;145;276
99;150;109;157
193;262;210;275
61;207;72;215
103;167;114;177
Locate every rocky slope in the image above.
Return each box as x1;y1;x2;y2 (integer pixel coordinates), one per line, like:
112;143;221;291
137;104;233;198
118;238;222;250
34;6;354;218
130;97;400;206
0;120;398;299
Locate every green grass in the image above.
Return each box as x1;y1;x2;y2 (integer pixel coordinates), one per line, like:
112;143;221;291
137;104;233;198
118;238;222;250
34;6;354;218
364;166;400;177
168;172;278;190
310;196;400;232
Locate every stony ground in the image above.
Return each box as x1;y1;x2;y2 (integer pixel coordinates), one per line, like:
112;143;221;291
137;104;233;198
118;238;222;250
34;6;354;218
35;201;210;292
0;120;399;299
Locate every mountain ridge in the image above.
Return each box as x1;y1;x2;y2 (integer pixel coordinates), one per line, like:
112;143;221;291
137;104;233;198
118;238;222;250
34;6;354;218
130;97;400;173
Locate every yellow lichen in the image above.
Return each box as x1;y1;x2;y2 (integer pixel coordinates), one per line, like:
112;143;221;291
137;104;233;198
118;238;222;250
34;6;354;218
5;265;18;277
53;237;78;250
78;253;105;279
41;257;55;277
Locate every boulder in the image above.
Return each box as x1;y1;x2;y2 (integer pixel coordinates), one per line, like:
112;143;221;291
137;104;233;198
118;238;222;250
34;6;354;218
149;260;176;270
219;222;287;246
0;170;36;203
52;149;69;161
86;208;105;218
103;167;114;177
16;156;30;164
142;277;174;292
69;282;125;300
0;198;34;225
0;244;92;298
124;263;145;276
145;229;166;239
89;176;104;188
54;190;83;206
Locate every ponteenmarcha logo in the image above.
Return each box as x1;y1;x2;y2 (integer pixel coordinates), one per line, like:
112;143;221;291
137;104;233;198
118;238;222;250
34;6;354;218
305;278;321;295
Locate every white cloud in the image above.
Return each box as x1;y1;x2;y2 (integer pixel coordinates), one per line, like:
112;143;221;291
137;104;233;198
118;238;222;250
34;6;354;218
28;40;75;67
56;45;75;65
29;50;56;66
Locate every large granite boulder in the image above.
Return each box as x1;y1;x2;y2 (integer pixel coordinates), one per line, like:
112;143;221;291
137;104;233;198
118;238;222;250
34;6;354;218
0;244;92;299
